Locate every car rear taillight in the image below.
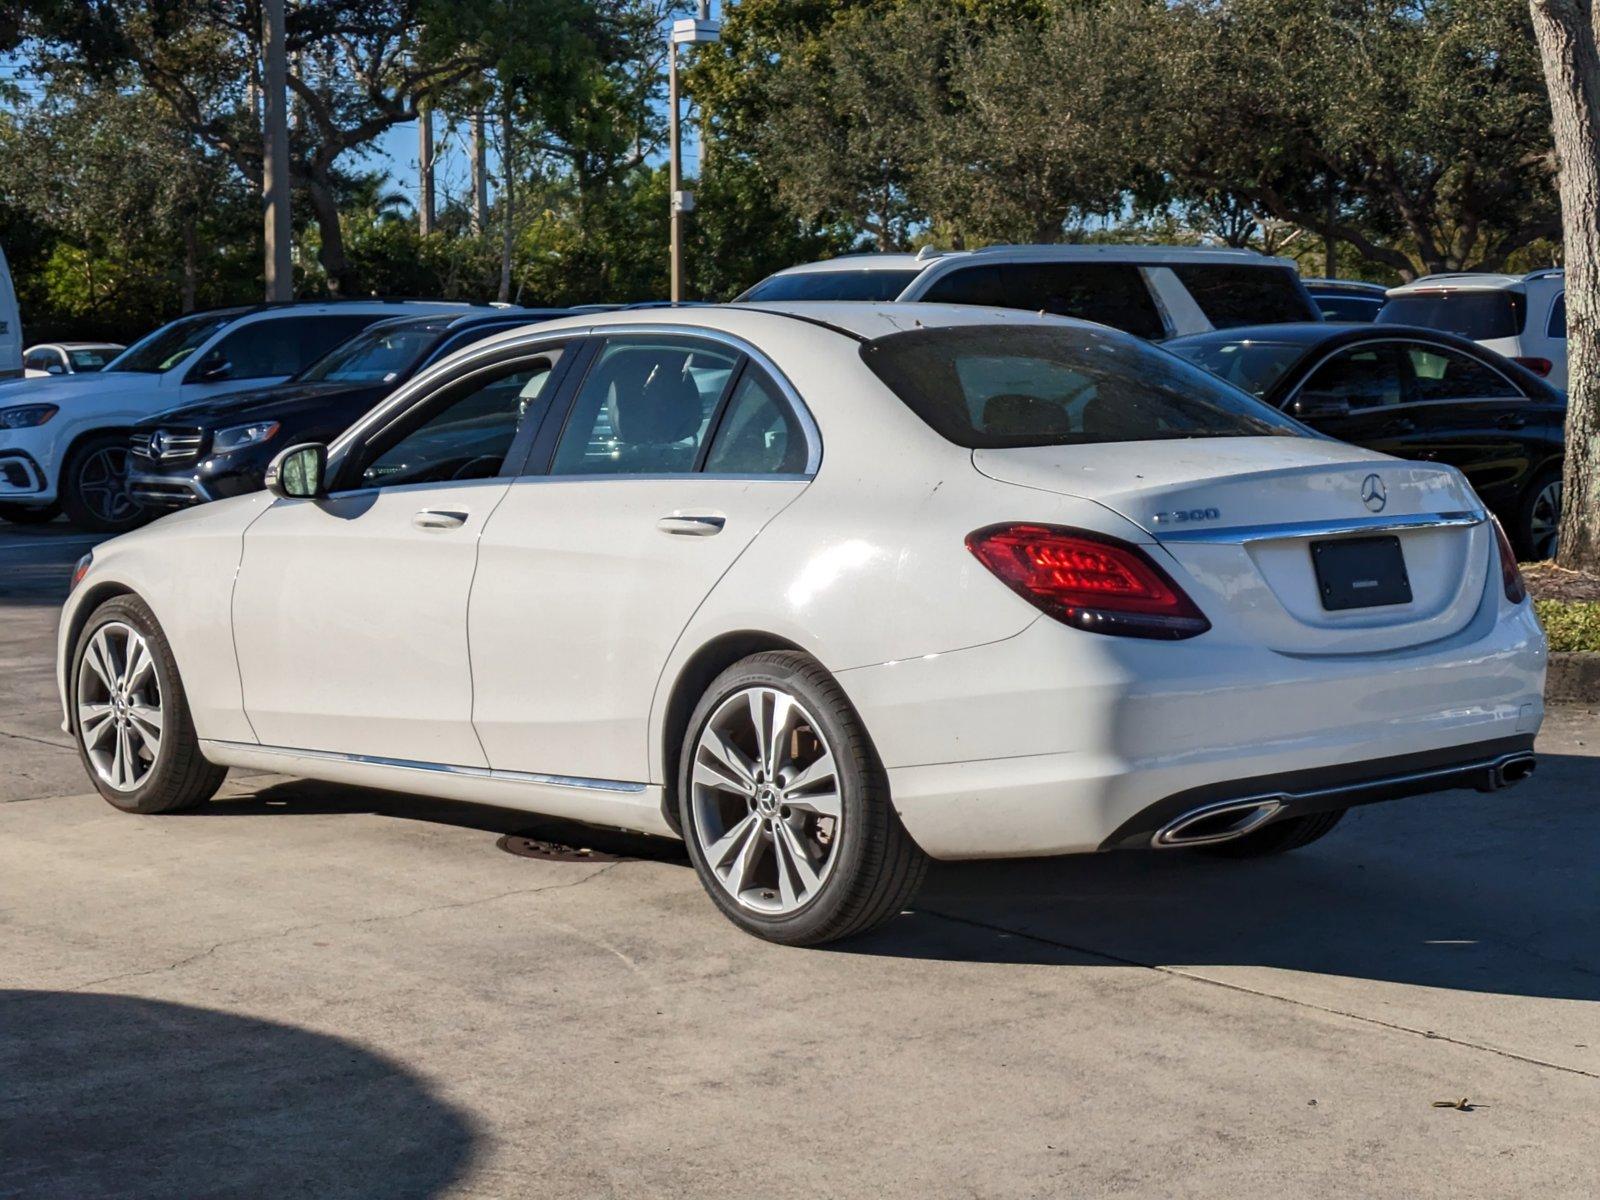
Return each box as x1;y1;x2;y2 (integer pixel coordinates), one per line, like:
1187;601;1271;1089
1491;518;1527;604
966;523;1211;640
1511;356;1553;377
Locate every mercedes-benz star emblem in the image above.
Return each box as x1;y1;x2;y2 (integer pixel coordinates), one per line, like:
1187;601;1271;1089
149;431;168;457
1360;473;1387;512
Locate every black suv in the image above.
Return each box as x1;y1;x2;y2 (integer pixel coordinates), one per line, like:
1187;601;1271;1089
127;309;573;510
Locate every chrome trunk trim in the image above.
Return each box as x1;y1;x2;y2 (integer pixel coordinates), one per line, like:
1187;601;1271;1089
1155;510;1484;544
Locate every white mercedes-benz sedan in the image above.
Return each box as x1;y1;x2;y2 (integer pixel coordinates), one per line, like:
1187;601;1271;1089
57;304;1546;945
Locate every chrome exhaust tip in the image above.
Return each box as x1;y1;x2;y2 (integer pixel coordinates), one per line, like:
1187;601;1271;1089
1152;797;1283;848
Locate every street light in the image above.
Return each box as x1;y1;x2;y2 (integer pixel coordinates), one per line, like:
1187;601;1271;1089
669;5;721;304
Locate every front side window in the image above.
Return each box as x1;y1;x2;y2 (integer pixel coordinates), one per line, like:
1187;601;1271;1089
106;312;241;374
1298;346;1404;410
195;315;381;383
1171;264;1319;328
860;324;1302;448
1404;345;1520;402
703;370;809;475
1377;290;1526;340
551;339;738;475
357;353;561;488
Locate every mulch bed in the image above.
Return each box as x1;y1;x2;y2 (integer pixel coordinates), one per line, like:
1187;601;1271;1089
1522;561;1600;604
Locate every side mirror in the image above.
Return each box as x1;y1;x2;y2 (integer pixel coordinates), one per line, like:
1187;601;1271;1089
1290;394;1351;420
265;443;328;500
193;354;233;383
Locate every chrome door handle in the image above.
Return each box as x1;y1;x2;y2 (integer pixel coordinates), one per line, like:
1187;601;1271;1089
413;509;468;530
657;514;726;536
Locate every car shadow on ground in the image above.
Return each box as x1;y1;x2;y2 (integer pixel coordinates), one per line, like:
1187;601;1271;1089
0;990;475;1199
210;755;1599;1004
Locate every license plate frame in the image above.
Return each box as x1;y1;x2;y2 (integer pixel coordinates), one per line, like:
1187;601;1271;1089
1310;535;1413;611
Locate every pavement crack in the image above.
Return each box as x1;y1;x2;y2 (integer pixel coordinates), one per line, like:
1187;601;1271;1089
0;727;75;753
919;908;1600;1082
66;860;628;993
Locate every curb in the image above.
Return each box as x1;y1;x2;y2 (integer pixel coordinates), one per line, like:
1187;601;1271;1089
1547;652;1600;706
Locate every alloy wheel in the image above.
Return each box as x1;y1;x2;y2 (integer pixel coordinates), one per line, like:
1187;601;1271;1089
77;622;163;792
76;446;141;525
689;686;842;915
1529;478;1562;560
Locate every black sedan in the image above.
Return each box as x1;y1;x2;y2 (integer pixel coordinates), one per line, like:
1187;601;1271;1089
1166;322;1566;558
127;308;572;512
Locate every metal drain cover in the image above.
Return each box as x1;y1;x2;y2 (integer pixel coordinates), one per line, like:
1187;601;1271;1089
496;834;625;863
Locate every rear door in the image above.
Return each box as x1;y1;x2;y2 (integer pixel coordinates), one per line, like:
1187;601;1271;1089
1283;342;1414;460
469;333;815;785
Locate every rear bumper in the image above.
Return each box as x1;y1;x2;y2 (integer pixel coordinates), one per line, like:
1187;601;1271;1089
839;596;1546;860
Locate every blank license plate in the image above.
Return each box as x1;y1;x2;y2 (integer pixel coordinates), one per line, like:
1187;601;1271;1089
1310;535;1413;611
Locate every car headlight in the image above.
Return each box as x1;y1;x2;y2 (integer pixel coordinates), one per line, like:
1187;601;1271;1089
0;404;59;429
212;420;281;454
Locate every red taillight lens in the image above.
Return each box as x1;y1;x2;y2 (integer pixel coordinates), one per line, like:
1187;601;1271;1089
1491;518;1527;604
966;523;1211;639
1511;356;1553;377
70;552;93;590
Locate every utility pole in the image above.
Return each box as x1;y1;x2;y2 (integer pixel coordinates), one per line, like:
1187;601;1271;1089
419;102;436;237
261;0;292;301
471;107;488;236
668;4;719;303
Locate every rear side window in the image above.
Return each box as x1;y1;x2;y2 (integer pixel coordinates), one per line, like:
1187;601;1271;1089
703;369;809;475
1172;265;1319;328
1377;291;1526;340
1404;346;1520;402
739;269;921;302
1549;294;1566;339
924;262;1166;340
860;324;1302;448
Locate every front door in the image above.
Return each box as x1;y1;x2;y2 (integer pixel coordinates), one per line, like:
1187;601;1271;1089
232;348;568;764
469;335;815;785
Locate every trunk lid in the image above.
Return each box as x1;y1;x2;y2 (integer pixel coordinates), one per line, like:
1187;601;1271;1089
973;437;1492;654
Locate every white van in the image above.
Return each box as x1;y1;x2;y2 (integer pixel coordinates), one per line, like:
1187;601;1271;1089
0;243;22;382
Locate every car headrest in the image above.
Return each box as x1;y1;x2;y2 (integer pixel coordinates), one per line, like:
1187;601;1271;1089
982;393;1074;437
605;354;703;445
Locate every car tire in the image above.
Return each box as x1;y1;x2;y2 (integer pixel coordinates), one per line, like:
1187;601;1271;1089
678;651;928;946
1516;466;1562;561
60;433;148;533
70;594;226;814
1196;809;1345;858
0;502;61;525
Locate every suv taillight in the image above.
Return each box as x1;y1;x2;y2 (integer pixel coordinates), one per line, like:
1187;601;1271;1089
1511;356;1553;377
1491;518;1527;604
966;523;1211;640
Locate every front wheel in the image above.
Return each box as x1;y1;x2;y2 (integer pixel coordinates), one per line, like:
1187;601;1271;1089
679;651;927;946
71;594;226;813
60;434;148;533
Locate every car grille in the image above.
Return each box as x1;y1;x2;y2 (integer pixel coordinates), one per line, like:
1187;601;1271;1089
129;428;207;464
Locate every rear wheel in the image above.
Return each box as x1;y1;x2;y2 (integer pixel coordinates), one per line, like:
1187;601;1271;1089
1197;809;1345;858
679;651;927;946
1517;467;1562;561
61;434;148;533
71;594;225;813
0;502;60;525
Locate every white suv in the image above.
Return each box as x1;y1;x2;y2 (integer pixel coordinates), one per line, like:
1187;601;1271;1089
1379;269;1567;390
737;245;1322;339
0;300;469;530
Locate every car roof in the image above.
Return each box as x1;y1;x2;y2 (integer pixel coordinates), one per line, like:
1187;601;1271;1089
1302;279;1389;296
359;307;576;336
29;341;124;351
461;300;1103;355
767;243;1295;278
1166;321;1499;355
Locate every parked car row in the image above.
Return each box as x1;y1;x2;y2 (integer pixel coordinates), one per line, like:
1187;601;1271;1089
0;247;1570;569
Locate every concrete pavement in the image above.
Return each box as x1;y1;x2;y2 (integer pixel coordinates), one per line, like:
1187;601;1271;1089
2;519;1597;1198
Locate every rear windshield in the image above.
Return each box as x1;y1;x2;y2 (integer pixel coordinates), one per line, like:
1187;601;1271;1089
860;324;1304;448
1171;264;1320;328
739;269;921;302
1377;291;1526;340
1165;339;1306;398
1313;295;1383;322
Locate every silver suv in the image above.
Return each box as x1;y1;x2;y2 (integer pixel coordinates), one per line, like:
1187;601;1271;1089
737;245;1321;339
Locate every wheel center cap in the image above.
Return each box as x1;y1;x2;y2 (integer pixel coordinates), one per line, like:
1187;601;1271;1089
755;787;780;816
